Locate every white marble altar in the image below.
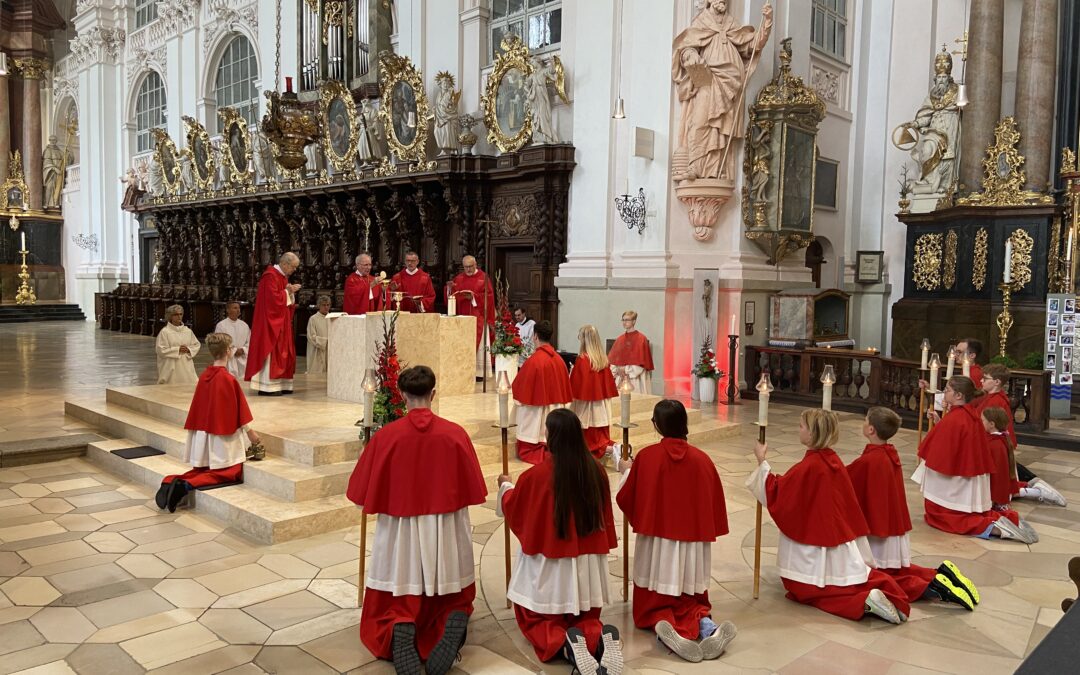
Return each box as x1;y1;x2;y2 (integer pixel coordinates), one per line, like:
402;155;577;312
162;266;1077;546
326;311;476;402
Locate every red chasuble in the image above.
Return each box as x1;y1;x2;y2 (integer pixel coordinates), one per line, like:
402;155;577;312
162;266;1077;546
502;457;618;558
346;408;487;516
975;390;1017;445
343;272;382;315
390;268;436;313
764;448;870;548
570;355;618;402
451;270;495;348
244;265;296;382
617;438;728;542
917;403;994;477
513;344;572;406
845;444;913;538
608;330;654;370
184;366;253;435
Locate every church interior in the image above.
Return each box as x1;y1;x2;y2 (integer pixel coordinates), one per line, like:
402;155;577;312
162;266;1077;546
2;0;1080;673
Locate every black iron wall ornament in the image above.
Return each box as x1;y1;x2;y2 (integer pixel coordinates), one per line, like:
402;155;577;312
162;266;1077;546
615;187;647;234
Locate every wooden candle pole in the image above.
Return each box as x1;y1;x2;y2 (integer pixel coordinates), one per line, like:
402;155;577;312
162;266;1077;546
753;424;765;600
501;425;511;608
357;509;367;606
621;424;633;601
917;368;928;445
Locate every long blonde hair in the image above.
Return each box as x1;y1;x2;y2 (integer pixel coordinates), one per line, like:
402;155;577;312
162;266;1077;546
800;408;840;449
577;324;608;371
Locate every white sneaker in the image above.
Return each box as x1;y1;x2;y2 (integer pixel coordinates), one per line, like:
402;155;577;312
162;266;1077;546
655;620;703;662
864;588;904;624
994;515;1039;544
1030;478;1068;507
609;443;624;471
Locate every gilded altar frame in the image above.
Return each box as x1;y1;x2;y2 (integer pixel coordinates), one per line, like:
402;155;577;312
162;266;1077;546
320;80;360;173
151;128;183;196
957;116;1054;207
481;34;535;154
181;115;216;193
218;107;254;187
377;51;434;169
0;150;30;214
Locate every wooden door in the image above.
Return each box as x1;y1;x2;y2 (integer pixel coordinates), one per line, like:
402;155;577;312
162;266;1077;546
492;245;559;346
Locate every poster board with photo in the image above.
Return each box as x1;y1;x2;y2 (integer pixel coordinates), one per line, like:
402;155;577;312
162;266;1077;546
1045;293;1075;418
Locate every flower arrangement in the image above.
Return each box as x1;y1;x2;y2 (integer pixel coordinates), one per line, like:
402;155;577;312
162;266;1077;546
491;270;525;357
692;335;724;380
372;311;406;426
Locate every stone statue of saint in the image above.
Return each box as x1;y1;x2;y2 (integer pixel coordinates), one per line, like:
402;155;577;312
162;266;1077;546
898;46;961;195
147;155;165;197
42;136;71;209
358;99;385;162
252;129;277;184
671;0;772;181
433;71;461;155
525;56;568;145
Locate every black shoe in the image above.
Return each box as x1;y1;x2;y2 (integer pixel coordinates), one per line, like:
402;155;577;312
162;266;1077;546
166;480;191;513
928;574;975;611
938;560;980;604
280;389;294;395
391;622;422;675
256;391;283;397
155;481;171;510
564;628;599;675
426;610;468;675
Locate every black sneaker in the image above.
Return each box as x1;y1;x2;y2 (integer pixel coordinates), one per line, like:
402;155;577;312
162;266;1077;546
391;622;422;675
165;480;191;513
155;481;171;510
929;574;975;611
564;627;600;675
426;610;468;675
938;560;980;604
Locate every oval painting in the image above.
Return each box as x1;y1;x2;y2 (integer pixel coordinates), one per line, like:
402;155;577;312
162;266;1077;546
193;137;210;181
391;80;418;147
228;122;249;173
496;67;527;137
328;97;351;158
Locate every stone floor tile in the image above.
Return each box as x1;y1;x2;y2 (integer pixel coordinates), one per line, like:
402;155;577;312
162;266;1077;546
19;541;97;568
122;523;197;546
0;644;77;675
217;664;266;675
84;608;202;644
243;591;337;631
196;564;283;597
47;563;133;595
9;485;50;499
211;579;310;610
40;478;101;493
89;506;159;526
8;661;77;675
156;542;237;569
0;621;46;657
152;579;218;609
146;645;260;675
51;514;103;533
115;553;174;579
263;608;361;646
199;609;272;646
27;500;72;516
27;608;97;644
0;552;30;577
253;646;338;675
80;589;176;629
293;542;358;568
64;643;144;675
120;622;226;670
83;532;136;554
777;640;896;675
64;491;130;509
0;578;61;606
0;523;65;543
256;554;319;580
306;579;357;609
299;626;376;673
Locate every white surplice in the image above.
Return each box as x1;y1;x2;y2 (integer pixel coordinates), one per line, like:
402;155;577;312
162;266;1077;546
367;508;476;597
156;323;201;385
214;317;251;380
911;460;991;513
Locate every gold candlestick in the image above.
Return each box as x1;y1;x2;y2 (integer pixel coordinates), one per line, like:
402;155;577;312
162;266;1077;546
995;281;1014;358
15;248;36;305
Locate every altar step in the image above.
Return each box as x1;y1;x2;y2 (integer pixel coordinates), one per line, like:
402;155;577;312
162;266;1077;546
0;303;86;323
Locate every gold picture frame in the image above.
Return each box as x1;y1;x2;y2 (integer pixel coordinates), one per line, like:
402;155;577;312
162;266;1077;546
181;115;216;193
482;34;534;154
377;51;434;168
320;80;360;173
218;107;254;187
151;128;183;196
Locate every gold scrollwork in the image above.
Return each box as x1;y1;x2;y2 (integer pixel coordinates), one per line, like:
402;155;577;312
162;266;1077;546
1008;229;1034;289
913;232;942;291
218;107;254;187
377;50;433;167
972;227;988;290
319;80;360;173
943;229;958;290
0;150;30;214
322;0;354;45
151;129;183;196
957;116;1054;207
481;34;535;154
181;115;216;193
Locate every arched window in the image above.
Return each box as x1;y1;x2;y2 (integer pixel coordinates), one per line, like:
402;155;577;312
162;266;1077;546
135;71;166;153
214;36;260;132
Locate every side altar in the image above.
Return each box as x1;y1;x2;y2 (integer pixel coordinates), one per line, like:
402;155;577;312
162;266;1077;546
327;311;475;402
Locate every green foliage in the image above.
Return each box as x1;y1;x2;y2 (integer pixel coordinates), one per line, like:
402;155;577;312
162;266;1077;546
990;354;1018;368
1021;351;1044;370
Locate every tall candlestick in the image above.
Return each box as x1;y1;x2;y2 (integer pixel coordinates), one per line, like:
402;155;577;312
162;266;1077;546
945;345;956;379
1004;238;1013;283
730;313;737;335
920;338;930;369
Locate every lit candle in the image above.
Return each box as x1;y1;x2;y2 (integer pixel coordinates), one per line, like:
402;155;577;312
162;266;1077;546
820;365;835;412
730;313;737;336
945;345;956;379
496;371;511;428
21;231;26;251
618;372;633;428
962;352;971;378
920;338;930;369
1004;238;1013;283
928;353;941;392
361;369;377;430
1067;228;1075;263
447;294;456;317
756;372;772;427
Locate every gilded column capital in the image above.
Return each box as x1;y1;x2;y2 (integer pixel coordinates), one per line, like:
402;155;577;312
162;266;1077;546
13;57;51;80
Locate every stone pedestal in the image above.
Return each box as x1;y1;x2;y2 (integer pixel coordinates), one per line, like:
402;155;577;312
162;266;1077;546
326;311;475;403
960;0;1004;193
1015;0;1059;192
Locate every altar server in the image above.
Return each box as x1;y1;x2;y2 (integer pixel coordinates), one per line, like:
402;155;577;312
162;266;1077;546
983;406;1028;531
847;407;979;610
390;250;436;313
156;304;201;385
214;301;250;380
245;252;301;395
305;295;331;374
344;253;382;315
913;376;1037;543
512;320;572;464
514;307;536;366
346;366;486;675
570;325;618;459
615;400;735;662
608;310;654;394
497;409;622;674
747;408;911;624
156;333;260;512
450;255;496;373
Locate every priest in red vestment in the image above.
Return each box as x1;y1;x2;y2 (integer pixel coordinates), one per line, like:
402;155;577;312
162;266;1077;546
912;376;1036;543
390;251;436;313
512;320;572;464
608;310;654;394
569;325;617;458
245;252;301;395
497;409;622;673
450;255;495;377
747;409;911;623
346;366;486;674
157;333;261;512
615;400;735;663
847;407;979;610
344;253;383;315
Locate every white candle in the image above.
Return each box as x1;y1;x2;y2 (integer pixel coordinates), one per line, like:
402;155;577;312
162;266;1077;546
822;383;833;411
929;365;939;392
920;339;929;369
448;295;456;316
730;313;737;336
1067;228;1075;263
363;389;373;429
620;390;631;428
962;354;971;377
758;390;769;426
945;346;956;379
21;231;26;251
1004;238;1013;283
498;390;509;428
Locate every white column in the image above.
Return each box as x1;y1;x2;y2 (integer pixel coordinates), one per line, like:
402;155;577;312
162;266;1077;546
258;0;298;92
459;1;489;121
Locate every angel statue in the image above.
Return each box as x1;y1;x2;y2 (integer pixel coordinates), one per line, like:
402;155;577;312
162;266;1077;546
147;155;165;197
525;55;569;145
433;71;462;154
252;129;278;185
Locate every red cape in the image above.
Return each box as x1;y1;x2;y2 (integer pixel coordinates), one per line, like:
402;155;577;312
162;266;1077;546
570;355;618;402
513;344;572;406
917;403;994;477
346;408;487;516
244;266;296;381
184;366;253;435
502;456;617;558
608;331;654;370
616;438;728;541
390;268;436;313
344;272;382;315
975;390;1017;445
845;444;912;538
451;271;495;348
764;448;870;548
987;433;1015;504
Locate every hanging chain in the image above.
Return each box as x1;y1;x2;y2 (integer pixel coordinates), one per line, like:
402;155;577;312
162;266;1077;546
275;0;282;90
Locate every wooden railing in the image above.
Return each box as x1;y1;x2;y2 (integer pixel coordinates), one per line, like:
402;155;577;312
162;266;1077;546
743;346;1050;433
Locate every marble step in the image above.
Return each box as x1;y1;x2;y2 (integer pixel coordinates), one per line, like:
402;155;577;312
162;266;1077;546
86;439;359;545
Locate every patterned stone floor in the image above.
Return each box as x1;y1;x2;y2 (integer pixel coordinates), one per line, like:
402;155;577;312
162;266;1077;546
1;322;1078;673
